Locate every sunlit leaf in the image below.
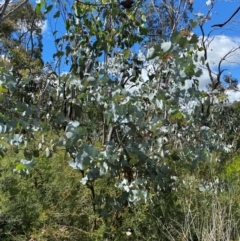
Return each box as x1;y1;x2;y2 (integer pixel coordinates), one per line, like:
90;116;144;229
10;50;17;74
0;86;8;93
161;42;172;52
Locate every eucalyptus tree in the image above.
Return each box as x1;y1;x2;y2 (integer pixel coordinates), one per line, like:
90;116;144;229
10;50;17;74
34;0;227;208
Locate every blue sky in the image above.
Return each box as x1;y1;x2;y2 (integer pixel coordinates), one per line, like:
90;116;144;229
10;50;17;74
41;0;240;99
192;1;240;95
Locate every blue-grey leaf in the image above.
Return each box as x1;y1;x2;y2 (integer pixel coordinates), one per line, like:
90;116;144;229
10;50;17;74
45;147;50;157
80;176;88;185
161;42;172;52
66;132;74;139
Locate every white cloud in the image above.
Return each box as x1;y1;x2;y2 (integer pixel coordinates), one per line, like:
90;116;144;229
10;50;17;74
226;87;240;102
196;35;240;101
206;0;212;6
202;35;240;67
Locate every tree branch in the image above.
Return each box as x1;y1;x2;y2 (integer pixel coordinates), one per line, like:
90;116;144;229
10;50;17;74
212;6;240;28
0;0;11;22
0;0;28;23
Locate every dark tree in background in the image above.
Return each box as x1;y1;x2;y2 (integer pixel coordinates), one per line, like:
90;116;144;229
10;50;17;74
223;74;238;90
145;0;193;42
0;1;45;76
